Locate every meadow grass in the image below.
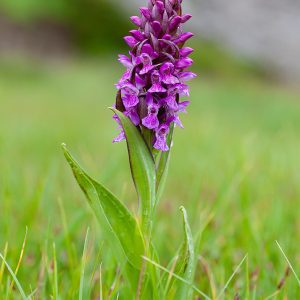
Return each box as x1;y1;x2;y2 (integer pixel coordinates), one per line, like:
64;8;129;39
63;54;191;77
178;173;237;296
0;58;299;299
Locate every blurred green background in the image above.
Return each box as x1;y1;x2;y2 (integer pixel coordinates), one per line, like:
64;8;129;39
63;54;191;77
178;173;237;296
0;1;300;299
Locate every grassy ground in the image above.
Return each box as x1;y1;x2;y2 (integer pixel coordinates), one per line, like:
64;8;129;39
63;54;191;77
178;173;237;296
0;57;299;299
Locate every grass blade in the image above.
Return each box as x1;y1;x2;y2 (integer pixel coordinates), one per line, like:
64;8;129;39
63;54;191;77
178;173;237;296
52;243;58;300
276;240;300;287
174;206;195;299
245;255;250;300
5;277;10;300
142;256;211;300
27;288;38;299
10;227;28;292
217;254;248;299
107;266;121;299
264;290;280;300
99;263;103;300
0;242;8;286
0;253;28;300
79;228;90;300
163;255;179;296
88;244;103;299
199;256;217;300
57;197;75;268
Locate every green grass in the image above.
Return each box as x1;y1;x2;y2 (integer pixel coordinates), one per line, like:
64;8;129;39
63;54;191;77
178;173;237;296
0;57;300;299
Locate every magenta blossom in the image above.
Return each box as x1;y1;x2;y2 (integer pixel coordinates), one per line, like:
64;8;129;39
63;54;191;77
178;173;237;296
114;0;196;152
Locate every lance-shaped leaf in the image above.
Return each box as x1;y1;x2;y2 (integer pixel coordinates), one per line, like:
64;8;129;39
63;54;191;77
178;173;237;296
167;206;195;299
111;108;156;232
62;144;145;269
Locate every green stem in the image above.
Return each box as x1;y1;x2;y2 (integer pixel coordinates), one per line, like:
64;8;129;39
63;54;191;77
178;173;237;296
141;127;153;151
156;124;174;191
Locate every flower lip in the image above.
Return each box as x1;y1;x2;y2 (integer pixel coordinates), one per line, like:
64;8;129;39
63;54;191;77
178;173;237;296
160;62;174;75
121;83;140;108
122;95;139;108
151;70;161;83
142;100;160;129
118;55;132;68
170;83;190;96
163;95;178;110
139;53;155;75
140;53;152;64
122;83;139;95
178;71;197;82
160;62;179;84
124;107;140;126
175;57;193;69
154;124;170;151
149;71;167;92
113;129;125;143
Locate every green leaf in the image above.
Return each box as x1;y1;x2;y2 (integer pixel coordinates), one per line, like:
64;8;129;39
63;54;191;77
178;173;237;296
111;108;156;233
62;144;145;269
168;206;195;299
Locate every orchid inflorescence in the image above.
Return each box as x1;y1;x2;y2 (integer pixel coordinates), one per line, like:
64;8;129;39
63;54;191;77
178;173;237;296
114;0;196;152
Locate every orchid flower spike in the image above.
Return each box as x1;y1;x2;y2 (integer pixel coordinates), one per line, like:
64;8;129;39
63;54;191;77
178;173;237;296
114;0;196;152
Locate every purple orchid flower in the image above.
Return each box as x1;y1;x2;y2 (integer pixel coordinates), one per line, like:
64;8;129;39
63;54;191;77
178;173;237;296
142;95;160;129
114;0;196;152
121;83;140;108
160;63;179;84
139;53;155;75
149;71;167;93
154;124;170;152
